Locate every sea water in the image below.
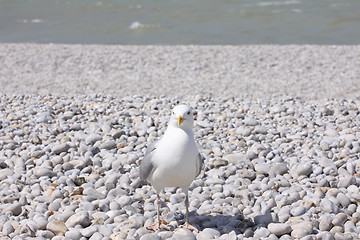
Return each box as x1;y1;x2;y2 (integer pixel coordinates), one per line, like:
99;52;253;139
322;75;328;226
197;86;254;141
0;0;359;44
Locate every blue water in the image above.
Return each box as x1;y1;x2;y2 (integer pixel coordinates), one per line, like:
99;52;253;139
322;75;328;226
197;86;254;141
0;0;359;44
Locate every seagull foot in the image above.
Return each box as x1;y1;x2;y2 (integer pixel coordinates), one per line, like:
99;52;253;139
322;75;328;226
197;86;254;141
176;222;199;233
146;219;171;232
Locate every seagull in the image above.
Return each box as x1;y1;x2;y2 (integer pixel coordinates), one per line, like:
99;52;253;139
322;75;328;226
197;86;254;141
140;104;203;232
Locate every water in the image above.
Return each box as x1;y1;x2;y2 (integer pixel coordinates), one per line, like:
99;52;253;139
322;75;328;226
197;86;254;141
1;0;359;45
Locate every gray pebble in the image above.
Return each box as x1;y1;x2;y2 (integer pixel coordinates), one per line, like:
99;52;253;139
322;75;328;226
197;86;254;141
86;133;103;145
34;167;57;178
2;221;15;235
62;111;74;120
244;117;258;126
319;216;333;231
321;232;335;240
100;140;117;150
254;213;277;227
291;228;308;239
2;202;22;216
33;216;48;230
172;228;195;240
332;213;347;226
139;233;160;240
290;205;306;216
51;143;70;154
296;163;313;176
37;230;55;239
31;150;45;158
65;211;91;228
270;163;288;176
333;232;352;240
117;195;132;207
197;120;212;128
268;223;291;236
89;232;104;240
291;221;313;237
112;130;125;139
337;176;355;188
320;199;338;213
0;169;15;181
48;199;62;212
65;228;82;240
99;225;113;237
196;228;221;239
70;123;82;131
157;231;173;239
253;227;271;238
81;226;98;238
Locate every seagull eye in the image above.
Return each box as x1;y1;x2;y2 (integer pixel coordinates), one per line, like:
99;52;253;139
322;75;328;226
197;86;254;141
172;111;175;115
187;111;191;115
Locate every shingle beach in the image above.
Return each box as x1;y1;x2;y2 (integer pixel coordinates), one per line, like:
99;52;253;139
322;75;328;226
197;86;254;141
1;44;360;239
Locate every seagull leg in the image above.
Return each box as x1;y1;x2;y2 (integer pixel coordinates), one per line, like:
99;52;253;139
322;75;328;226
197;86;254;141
176;192;199;232
156;193;161;229
185;193;190;225
146;193;171;232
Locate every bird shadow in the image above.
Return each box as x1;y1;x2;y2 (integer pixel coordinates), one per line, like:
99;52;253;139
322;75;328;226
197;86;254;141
166;210;255;234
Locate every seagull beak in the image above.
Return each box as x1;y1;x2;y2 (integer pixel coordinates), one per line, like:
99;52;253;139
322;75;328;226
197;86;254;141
177;116;185;126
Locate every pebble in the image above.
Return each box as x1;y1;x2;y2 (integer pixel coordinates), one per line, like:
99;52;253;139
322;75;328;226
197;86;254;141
46;220;68;235
254;213;277;227
139;233;161;240
337;176;355;188
34;167;57;178
253;227;271;238
337;193;351;208
319;216;333;231
65;228;82;240
270;163;288;176
86;133;102;145
320;199;338;214
89;232;104;240
34;217;48;230
290;205;306;217
51;143;70;154
267;223;291;236
295;163;313;176
2;202;22;216
100;140;117;150
81;226;98;238
172;229;196;240
1;95;360;240
291;228;308;239
244;117;258;126
332;213;347;226
2;221;15;235
65;212;91;228
196;228;221;239
0;169;14;181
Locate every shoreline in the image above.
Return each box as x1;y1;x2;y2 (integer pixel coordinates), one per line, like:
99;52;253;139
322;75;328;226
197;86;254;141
0;43;359;99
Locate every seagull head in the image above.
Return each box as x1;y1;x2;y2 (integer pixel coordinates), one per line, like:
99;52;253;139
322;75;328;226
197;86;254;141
169;104;194;130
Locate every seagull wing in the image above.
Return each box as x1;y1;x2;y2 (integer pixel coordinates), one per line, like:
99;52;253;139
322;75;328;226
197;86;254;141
139;141;158;180
196;153;204;177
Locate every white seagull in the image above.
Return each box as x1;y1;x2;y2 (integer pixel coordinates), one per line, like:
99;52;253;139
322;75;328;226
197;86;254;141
140;104;203;232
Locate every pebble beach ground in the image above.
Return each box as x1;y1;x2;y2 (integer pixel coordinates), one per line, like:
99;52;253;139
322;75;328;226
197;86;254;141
0;44;360;240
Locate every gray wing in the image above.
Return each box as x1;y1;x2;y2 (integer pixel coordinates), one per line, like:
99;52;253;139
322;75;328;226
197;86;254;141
196;153;204;177
139;141;158;180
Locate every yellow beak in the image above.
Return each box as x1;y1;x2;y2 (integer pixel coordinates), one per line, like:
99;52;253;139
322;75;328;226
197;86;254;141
177;116;185;126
